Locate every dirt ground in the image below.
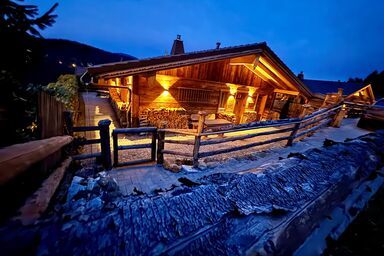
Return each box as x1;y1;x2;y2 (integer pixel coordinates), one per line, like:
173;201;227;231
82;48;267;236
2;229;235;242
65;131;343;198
324;188;384;255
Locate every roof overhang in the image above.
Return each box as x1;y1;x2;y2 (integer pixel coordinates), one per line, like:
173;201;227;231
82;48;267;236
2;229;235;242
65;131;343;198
87;42;314;99
89;49;263;79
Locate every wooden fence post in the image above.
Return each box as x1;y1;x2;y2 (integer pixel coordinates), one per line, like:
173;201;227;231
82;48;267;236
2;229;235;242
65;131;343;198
286;122;301;146
299;104;311;118
197;111;207;134
192;111;207;167
331;104;347;128
98;119;112;170
112;131;118;167
151;130;157;162
157;131;165;165
193;135;201;168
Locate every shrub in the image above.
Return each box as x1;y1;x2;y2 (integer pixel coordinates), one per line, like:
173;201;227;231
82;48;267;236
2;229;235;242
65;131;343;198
45;74;79;111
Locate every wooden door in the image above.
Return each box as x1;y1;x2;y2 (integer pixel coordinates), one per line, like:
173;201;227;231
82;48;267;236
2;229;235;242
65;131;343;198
233;93;247;124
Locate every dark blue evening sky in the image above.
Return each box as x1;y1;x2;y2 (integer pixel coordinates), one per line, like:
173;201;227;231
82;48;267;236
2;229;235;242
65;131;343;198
30;0;384;81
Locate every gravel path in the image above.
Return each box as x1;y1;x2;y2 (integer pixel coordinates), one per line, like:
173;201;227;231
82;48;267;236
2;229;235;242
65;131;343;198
117;126;293;164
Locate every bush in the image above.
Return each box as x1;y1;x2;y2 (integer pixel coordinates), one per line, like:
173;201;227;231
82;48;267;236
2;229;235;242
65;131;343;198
45;74;79;111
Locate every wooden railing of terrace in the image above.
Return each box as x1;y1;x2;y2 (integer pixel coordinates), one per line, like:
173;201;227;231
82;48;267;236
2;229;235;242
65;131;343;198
0;136;73;185
157;103;344;167
69;119;112;169
112;127;157;167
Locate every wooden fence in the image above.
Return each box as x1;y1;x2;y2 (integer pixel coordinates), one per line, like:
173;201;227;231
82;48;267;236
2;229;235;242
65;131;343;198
0;136;73;185
38;91;65;139
157;103;344;167
70;119;112;169
70;102;350;168
112;127;157;167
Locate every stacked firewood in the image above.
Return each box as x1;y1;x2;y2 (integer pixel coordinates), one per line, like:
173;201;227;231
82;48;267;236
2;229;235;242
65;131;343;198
242;111;259;123
143;108;189;129
216;112;236;123
109;88;127;126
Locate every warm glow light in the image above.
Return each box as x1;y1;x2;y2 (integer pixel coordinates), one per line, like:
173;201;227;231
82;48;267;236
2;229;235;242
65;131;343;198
226;95;236;112
162;90;169;96
71;63;77;68
259;57;297;90
255;66;279;84
247;96;254;103
248;87;256;97
226;83;238;95
156;74;179;90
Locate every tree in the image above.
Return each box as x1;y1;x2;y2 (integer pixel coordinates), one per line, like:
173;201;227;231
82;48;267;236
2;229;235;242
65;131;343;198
347;77;363;83
364;70;384;98
347;71;384;99
0;1;58;146
0;1;58;72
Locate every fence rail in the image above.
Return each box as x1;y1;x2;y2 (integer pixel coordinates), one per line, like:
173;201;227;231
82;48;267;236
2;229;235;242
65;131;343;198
112;127;157;167
0;136;73;185
70;120;112;169
72;103;347;169
159;103;343;167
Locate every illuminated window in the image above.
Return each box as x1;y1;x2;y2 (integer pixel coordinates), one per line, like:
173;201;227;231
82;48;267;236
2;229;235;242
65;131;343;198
177;87;213;103
219;91;229;108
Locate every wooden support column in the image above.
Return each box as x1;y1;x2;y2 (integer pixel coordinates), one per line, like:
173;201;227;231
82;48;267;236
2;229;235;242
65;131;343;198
131;76;140;127
258;95;268;120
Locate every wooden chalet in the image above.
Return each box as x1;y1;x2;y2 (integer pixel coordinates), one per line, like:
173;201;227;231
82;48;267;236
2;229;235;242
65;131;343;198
86;36;313;128
302;75;375;107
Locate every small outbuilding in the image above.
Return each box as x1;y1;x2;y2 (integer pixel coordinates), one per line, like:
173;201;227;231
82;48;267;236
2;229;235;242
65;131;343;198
302;78;375;107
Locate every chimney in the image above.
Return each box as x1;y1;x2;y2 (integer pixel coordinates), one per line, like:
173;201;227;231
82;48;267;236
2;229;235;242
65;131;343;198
170;34;185;55
216;42;221;49
298;71;304;80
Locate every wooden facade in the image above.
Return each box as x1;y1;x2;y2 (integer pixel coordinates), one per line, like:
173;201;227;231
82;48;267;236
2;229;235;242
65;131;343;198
87;42;313;128
344;84;375;104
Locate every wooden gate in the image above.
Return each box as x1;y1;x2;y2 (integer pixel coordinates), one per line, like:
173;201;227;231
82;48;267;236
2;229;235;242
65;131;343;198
112;127;157;167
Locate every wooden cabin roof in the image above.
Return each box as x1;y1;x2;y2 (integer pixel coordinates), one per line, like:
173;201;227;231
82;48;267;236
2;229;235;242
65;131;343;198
303;79;370;96
87;42;313;98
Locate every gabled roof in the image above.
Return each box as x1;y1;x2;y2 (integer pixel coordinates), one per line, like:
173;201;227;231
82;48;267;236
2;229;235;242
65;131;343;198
303;79;368;96
88;42;267;77
87;42;313;98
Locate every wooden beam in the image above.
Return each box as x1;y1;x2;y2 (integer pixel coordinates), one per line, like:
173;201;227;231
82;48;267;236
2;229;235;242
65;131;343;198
243;64;284;89
273;89;299;96
259;57;299;91
0;136;73;185
229;55;259;65
257;61;295;90
13;157;72;225
131;75;141;127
